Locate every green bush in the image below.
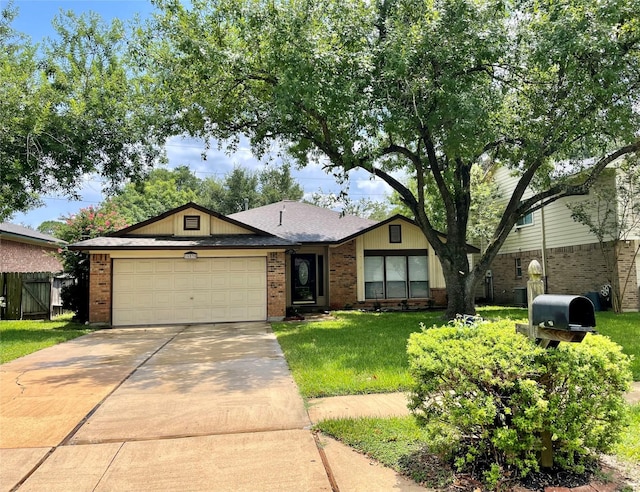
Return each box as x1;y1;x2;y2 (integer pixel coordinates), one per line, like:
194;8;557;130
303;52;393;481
407;319;632;487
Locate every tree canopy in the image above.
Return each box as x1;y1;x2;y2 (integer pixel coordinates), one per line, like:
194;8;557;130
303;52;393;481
198;163;304;214
0;6;164;221
147;0;640;317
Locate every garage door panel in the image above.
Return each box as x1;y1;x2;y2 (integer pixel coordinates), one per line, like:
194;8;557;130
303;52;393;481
153;275;174;290
135;261;155;273
229;275;248;289
153;309;176;323
154;260;174;272
114;261;135;274
210;291;229;306
174;276;191;290
112;258;266;326
192;275;212;290
112;292;135;308
172;262;193;273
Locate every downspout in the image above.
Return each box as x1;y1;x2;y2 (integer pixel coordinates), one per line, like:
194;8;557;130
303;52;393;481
540;202;548;293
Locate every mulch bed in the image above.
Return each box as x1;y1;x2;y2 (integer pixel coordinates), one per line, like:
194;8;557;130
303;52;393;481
398;449;634;491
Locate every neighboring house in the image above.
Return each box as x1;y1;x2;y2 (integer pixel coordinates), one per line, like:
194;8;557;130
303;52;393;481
1;223;66;320
489;166;640;311
69;201;477;327
0;223;64;273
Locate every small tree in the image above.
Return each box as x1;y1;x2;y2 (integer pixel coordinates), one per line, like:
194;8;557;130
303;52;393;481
56;206;129;320
567;159;640;312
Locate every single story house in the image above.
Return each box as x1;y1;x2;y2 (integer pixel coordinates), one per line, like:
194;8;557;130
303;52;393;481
70;201;477;327
0;222;64;273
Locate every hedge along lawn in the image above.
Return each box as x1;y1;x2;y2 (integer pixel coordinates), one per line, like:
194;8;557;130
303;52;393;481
272;308;640;398
0;314;95;364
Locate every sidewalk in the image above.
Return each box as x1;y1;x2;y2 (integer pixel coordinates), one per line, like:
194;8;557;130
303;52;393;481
308;382;640;491
308;382;640;423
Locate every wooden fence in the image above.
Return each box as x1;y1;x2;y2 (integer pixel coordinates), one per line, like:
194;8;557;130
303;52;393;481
0;272;66;320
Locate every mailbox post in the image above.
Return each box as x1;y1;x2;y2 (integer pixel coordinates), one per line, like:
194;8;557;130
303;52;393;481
515;260;596;468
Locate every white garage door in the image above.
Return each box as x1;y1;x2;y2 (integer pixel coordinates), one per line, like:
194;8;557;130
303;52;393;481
112;257;267;326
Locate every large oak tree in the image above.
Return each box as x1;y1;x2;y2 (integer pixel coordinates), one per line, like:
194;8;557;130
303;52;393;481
147;0;639;317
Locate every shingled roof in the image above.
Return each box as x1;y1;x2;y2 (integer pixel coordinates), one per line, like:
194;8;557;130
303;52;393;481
229;201;378;243
0;222;66;245
68;235;296;251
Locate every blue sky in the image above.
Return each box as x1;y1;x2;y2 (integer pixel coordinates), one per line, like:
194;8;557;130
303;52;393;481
9;0;391;228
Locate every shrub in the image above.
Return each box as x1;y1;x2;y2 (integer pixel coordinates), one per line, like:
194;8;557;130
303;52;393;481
407;319;632;487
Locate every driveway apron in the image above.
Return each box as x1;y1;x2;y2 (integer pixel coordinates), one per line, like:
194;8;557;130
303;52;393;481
1;323;331;491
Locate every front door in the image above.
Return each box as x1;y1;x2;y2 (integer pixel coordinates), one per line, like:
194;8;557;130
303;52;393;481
292;254;316;304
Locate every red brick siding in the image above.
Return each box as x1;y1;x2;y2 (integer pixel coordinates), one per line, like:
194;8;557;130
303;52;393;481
0;239;62;273
491;241;639;310
267;252;286;319
89;254;111;324
328;240;358;309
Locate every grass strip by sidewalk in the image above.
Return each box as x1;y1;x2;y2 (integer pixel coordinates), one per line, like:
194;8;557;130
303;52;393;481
0;314;95;364
316;403;640;486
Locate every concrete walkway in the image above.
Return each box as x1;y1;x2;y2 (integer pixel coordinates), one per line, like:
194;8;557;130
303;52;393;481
1;324;423;491
2;325;638;492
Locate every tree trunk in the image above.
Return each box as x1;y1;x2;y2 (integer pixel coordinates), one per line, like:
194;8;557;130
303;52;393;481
440;255;478;319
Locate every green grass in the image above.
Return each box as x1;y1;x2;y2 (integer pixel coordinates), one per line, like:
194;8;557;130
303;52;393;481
272;308;640;398
0;314;95;363
316;416;453;487
594;311;640;380
614;404;640;462
316;405;640;485
273;310;446;397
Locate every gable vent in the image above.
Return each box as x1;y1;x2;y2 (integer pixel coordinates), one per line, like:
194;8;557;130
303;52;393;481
184;215;201;231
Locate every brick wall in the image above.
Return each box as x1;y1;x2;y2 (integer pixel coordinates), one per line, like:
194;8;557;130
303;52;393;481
618;240;639;311
89;254;111;324
328;240;358;309
0;239;63;273
267;252;286;319
490;241;636;308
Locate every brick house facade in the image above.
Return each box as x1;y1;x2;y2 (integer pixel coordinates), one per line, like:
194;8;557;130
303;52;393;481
72;202;471;326
1;223;63;273
328;240;358;309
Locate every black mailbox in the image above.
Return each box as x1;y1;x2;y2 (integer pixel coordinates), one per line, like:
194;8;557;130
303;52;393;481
531;295;596;331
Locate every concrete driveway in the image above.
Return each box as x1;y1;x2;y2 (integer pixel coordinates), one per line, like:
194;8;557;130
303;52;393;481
0;323;331;491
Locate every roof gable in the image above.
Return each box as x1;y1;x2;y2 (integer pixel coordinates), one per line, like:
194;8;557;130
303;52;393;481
111;202;272;237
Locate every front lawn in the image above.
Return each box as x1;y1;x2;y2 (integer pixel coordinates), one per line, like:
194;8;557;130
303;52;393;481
302;310;640;489
0;314;95;364
273;310;444;397
272;307;639;398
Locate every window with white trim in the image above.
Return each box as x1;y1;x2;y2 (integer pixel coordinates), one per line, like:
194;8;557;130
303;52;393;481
516;212;533;228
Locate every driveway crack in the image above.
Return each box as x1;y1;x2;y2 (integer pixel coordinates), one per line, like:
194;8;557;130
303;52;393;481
93;442;125;491
14;370;27;394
